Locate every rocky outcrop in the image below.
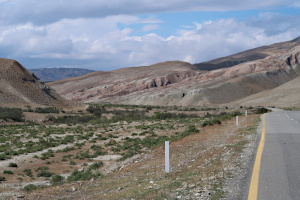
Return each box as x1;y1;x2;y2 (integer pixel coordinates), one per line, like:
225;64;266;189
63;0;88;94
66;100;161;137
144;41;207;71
49;44;300;107
0;58;71;108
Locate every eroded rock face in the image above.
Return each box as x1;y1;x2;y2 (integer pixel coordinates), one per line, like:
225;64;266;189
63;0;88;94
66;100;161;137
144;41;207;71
49;45;300;106
0;58;71;108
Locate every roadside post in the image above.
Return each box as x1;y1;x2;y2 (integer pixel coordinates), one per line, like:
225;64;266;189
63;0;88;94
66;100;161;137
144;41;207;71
245;110;248;117
165;141;170;173
236;116;238;126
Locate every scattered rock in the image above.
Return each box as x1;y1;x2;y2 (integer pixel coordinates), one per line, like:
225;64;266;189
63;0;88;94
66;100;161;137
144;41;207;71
194;193;201;197
182;182;187;189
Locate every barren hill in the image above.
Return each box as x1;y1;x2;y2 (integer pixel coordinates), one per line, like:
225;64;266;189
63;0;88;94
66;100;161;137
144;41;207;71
194;36;300;71
49;44;300;107
0;58;71;108
30;68;94;82
233;75;300;107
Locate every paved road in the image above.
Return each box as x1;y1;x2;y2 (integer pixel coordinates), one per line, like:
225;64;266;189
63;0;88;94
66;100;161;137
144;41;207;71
251;110;300;200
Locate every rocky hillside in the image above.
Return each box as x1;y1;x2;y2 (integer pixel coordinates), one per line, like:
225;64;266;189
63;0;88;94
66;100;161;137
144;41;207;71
0;58;71;108
194;36;300;71
49;44;300;107
30;68;94;82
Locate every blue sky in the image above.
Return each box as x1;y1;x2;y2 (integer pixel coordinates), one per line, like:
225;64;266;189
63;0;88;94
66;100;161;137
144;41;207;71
0;0;300;71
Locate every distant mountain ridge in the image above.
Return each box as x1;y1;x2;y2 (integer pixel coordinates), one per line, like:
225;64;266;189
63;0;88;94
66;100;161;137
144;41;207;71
194;36;300;71
30;68;94;82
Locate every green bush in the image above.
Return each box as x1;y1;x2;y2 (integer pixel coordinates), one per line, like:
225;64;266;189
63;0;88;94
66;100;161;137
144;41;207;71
0;176;5;181
67;169;102;182
51;175;64;185
69;160;76;165
23;169;33;177
34;107;59;114
255;107;270;114
0;107;24;122
3;170;13;174
37;171;53;177
23;184;38;192
186;125;199;133
212;119;221;125
8;163;18;167
35;166;49;172
202;120;213;127
88;161;104;171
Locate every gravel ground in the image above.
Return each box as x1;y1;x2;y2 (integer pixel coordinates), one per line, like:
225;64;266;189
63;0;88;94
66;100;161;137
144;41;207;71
222;114;263;200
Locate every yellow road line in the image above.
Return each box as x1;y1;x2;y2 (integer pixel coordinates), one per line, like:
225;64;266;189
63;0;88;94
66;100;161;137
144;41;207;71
248;114;266;200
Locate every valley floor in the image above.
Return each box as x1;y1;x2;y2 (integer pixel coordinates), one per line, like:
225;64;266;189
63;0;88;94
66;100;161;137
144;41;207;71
0;106;261;200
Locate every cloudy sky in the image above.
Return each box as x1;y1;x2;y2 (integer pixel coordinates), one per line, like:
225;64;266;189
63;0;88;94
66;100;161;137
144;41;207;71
0;0;300;71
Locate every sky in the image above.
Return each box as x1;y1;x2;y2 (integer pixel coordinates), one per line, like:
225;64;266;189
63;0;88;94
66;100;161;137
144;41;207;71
0;0;300;71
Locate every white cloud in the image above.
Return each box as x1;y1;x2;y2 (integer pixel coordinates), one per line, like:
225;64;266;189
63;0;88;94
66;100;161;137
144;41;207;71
184;55;194;63
0;11;300;70
142;24;160;32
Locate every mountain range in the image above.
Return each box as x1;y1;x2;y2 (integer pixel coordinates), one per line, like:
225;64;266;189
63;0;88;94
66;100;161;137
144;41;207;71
48;36;300;107
1;36;300;108
30;68;94;82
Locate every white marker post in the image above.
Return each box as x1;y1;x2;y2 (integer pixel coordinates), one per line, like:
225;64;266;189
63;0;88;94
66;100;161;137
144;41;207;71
236;116;239;126
165;141;170;173
245;110;248;117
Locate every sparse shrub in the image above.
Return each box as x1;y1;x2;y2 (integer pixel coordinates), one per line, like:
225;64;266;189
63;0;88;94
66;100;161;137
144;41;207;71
9;163;18;168
23;184;38;192
0;107;24;122
69;160;76;165
0;176;5;181
23;169;33;177
37;171;53;177
40;149;55;160
202;120;213;127
51;175;64;185
212;119;221;125
88;161;104;171
35;166;49;172
3;170;13;174
186;125;199;133
0;154;9;160
255;107;270;114
106;139;116;146
34;107;59;114
67;169;102;182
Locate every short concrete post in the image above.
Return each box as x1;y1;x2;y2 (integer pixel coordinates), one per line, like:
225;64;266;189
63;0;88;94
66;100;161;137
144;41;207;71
165;141;170;173
245;110;248;117
236;116;238;126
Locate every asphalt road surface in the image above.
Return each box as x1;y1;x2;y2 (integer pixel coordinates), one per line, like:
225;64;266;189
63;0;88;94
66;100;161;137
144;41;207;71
251;110;300;200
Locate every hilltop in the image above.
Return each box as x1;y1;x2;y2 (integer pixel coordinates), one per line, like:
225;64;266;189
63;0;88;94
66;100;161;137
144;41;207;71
0;58;71;108
194;36;300;71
